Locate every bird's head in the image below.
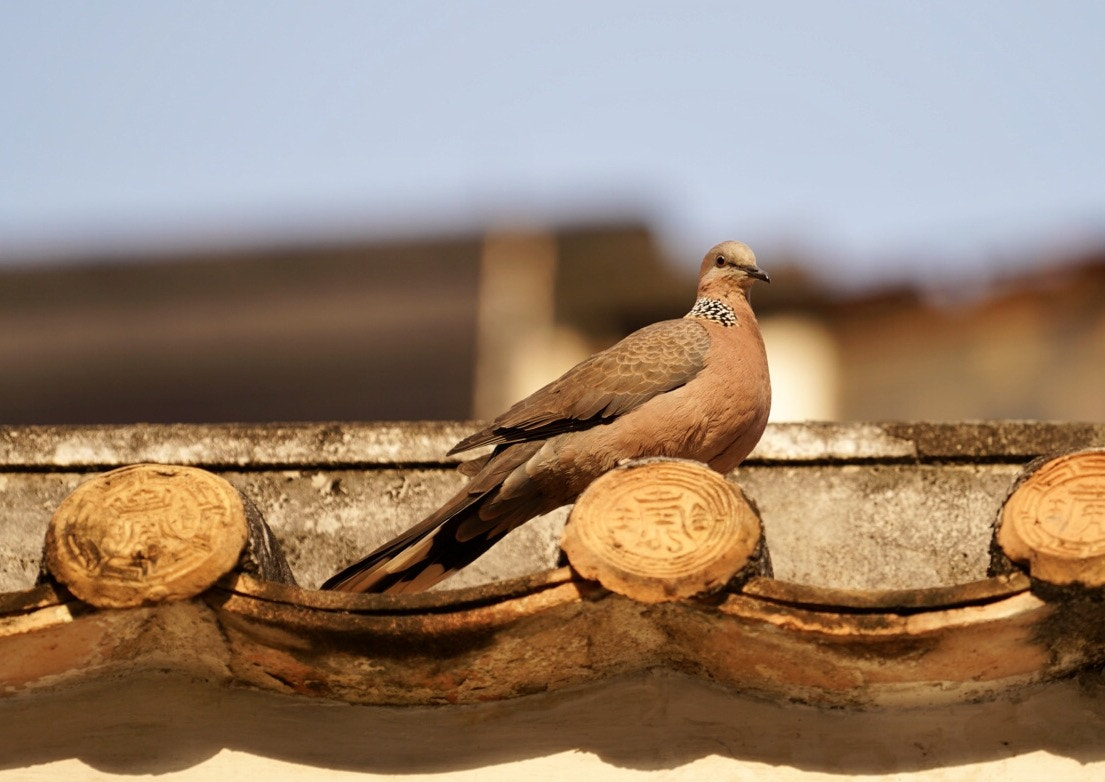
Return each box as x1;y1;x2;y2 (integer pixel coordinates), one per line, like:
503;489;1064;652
696;241;770;299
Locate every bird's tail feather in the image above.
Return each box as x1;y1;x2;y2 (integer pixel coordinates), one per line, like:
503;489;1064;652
322;491;525;594
322;441;544;594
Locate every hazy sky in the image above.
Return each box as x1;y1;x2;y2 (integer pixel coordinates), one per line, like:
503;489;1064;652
2;1;1103;284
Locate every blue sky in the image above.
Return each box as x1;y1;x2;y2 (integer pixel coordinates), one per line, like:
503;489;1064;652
2;1;1103;285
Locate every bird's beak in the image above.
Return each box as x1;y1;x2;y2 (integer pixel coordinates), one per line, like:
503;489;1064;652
748;267;770;283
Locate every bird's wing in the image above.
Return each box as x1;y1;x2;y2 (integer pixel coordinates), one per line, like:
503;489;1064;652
449;318;711;455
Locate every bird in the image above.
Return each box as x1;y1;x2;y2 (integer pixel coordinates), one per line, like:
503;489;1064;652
323;240;771;594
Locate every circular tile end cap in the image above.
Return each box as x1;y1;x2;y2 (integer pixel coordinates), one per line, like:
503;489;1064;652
997;450;1105;588
562;458;762;603
45;464;249;608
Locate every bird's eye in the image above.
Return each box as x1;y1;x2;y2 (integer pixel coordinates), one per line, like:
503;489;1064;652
714;256;726;267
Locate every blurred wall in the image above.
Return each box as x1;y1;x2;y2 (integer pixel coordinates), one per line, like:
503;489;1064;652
0;238;484;423
827;258;1105;421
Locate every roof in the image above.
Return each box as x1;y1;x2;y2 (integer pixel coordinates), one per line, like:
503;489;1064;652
3;421;1105;708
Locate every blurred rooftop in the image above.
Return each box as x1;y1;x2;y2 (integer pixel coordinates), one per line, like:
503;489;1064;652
1;223;1103;425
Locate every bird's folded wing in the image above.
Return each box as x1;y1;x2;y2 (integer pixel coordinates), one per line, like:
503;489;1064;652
449;318;710;454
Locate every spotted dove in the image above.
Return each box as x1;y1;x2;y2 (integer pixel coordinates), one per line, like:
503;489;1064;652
323;241;771;593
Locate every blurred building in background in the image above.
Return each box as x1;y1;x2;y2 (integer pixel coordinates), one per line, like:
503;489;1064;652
1;225;1102;425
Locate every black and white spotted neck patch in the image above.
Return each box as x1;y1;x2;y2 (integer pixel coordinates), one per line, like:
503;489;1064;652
685;297;738;327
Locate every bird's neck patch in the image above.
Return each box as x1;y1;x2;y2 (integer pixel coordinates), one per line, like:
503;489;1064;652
686;297;738;327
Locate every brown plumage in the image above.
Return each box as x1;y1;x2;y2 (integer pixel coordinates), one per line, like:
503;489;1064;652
323;241;771;594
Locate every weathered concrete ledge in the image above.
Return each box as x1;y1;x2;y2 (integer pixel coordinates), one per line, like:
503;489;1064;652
4;421;1105;592
2;420;1103;468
